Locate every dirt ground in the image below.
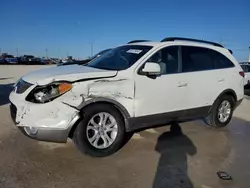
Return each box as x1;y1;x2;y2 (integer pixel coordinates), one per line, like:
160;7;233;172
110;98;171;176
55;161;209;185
0;65;250;188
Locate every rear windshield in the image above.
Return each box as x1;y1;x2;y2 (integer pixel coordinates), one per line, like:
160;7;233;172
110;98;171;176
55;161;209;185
86;45;152;70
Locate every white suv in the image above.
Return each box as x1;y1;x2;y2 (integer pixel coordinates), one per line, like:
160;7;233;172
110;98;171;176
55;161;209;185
9;37;244;157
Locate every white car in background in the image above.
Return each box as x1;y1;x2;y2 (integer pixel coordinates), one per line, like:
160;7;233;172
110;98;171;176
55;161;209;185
9;37;244;157
240;62;250;86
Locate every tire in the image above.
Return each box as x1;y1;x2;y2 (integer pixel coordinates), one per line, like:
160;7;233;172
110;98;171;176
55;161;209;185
205;95;235;128
73;104;125;157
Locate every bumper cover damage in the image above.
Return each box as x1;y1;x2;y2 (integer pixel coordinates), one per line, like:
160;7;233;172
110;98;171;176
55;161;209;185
17;115;79;143
9;76;133;143
9;92;80;143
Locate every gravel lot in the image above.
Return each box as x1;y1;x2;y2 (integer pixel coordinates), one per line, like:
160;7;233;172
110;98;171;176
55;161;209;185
0;65;250;188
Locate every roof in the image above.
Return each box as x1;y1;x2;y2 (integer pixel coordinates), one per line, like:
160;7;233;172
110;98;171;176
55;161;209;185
126;41;163;46
126;37;224;50
126;41;224;50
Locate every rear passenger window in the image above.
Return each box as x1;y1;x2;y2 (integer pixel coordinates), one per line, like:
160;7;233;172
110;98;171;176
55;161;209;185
182;46;214;72
212;51;235;69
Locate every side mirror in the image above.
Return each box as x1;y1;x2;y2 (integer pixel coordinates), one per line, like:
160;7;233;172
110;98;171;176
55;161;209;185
142;62;161;75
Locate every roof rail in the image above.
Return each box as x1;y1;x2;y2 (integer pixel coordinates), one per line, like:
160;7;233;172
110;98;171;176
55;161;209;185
161;37;223;48
127;40;150;44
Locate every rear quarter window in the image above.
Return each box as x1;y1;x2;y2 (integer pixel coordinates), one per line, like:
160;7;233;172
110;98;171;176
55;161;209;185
181;46;215;72
212;51;235;69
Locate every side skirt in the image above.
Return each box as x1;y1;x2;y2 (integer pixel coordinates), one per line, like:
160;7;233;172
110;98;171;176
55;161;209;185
127;106;211;132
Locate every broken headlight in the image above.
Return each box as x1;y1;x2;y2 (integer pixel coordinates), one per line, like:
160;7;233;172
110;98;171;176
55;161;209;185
26;82;72;103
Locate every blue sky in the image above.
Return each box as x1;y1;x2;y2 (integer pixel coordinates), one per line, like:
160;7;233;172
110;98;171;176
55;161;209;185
1;0;250;61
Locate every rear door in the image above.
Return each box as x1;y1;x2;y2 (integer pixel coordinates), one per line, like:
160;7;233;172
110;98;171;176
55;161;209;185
180;46;236;109
180;46;218;109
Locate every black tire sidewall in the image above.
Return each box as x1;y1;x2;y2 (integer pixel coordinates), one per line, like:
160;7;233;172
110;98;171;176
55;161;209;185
213;95;235;127
73;104;125;157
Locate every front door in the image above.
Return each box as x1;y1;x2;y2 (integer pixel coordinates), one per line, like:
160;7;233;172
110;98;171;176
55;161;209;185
134;46;189;118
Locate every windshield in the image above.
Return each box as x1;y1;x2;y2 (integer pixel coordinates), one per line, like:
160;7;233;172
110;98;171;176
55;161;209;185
91;49;112;59
87;45;152;70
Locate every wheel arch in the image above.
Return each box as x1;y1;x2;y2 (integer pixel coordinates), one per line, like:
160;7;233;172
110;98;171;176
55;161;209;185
206;89;237;127
211;89;237;111
69;97;131;138
217;89;237;102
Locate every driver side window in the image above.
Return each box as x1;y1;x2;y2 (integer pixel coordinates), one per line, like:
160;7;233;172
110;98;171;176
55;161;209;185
147;46;179;75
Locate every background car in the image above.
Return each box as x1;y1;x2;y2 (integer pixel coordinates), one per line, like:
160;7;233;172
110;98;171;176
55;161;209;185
50;58;60;64
240;62;250;87
0;57;4;63
21;55;35;62
40;58;55;64
0;54;18;64
5;56;18;64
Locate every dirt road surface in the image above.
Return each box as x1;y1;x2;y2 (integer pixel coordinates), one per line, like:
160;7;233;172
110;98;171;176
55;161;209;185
1;65;250;188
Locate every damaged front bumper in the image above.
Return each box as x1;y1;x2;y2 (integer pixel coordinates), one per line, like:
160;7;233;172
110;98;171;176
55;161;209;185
9;91;80;143
16;115;79;143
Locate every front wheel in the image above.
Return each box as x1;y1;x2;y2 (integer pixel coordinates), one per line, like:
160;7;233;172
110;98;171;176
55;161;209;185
205;95;235;128
73;104;125;157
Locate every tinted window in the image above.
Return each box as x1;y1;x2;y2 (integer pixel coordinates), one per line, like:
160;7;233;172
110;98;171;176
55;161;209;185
241;65;250;72
147;46;179;74
212;51;235;69
247;66;250;72
87;45;152;70
241;65;246;72
182;46;214;72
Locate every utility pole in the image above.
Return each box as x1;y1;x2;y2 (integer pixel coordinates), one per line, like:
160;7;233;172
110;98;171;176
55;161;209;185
16;48;19;57
0;48;1;55
45;48;48;59
248;47;250;62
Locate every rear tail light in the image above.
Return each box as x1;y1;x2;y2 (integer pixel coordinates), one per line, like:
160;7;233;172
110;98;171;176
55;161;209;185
239;71;245;78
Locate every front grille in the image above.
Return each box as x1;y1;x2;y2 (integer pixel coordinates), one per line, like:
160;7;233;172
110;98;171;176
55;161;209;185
10;103;17;124
15;79;33;94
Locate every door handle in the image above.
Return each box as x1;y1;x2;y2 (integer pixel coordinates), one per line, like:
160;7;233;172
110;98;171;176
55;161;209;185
218;79;225;82
178;83;187;87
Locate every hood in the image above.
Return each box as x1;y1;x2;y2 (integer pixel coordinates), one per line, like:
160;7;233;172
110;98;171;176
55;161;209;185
22;65;117;85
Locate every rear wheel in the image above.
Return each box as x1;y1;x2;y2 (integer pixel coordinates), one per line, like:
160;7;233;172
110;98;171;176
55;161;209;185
73;104;125;157
205;95;235;127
